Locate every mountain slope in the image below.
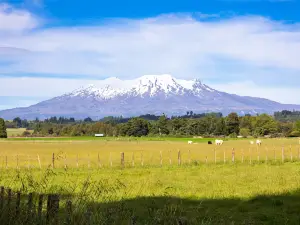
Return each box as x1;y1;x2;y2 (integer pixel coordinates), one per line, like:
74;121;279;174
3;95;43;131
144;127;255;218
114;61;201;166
0;74;299;120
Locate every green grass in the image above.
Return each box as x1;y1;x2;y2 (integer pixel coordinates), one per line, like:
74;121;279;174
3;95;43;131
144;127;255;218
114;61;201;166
1;163;300;224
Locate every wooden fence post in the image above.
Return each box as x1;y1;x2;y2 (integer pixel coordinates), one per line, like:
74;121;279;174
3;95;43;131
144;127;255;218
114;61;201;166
121;152;125;169
290;145;293;162
132;152;135;167
65;200;72;225
16;192;21;217
27;193;33;221
178;150;181;166
47;194;59;224
38;194;43;222
214;149;217;164
37;154;42;169
0;186;4;209
16;155;19;170
64;154;68;170
205;156;208;164
110;152;113;167
52;153;55;169
141;152;144;167
160;151;163;167
169;150;172;165
282;146;284;163
98;153;101;168
232;148;235;163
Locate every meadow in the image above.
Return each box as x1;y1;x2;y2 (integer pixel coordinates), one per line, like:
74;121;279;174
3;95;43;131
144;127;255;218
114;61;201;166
0;138;300;224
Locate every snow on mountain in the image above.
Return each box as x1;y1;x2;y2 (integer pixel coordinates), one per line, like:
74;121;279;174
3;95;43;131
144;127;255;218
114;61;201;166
67;74;214;99
1;74;300;120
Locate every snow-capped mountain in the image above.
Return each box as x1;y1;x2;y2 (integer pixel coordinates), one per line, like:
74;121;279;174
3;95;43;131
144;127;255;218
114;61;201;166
0;74;299;120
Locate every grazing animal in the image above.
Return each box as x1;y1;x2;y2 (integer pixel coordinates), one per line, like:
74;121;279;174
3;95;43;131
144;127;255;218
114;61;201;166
250;141;254;145
256;140;262;146
188;141;193;144
215;139;223;145
208;141;212;145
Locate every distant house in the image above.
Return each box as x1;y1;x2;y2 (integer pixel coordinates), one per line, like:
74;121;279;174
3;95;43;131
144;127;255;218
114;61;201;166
95;134;104;137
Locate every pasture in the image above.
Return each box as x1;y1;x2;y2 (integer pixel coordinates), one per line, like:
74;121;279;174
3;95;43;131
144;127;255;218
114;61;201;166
6;128;33;137
1;138;300;224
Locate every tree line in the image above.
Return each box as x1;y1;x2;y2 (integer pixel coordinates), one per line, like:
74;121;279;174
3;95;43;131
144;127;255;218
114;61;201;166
1;110;300;138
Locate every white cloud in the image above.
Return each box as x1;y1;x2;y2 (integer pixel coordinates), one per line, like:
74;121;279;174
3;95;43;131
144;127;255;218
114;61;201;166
0;3;39;32
0;4;300;106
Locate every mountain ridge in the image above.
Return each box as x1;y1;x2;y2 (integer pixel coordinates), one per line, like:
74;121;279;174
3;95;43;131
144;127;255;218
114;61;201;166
0;74;299;120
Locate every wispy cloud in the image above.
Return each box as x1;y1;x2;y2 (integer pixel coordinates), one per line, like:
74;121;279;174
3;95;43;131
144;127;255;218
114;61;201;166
0;3;300;106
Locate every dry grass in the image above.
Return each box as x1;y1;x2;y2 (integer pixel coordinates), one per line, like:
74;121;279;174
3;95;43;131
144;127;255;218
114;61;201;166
0;138;299;169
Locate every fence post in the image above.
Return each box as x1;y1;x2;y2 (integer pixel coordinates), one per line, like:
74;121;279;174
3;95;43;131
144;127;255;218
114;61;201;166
88;154;91;169
290;145;293;162
37;154;42;169
120;152;125;169
52;153;55;169
232;148;235;163
214;149;217;164
27;193;33;221
0;186;4;209
205;156;208;164
7;188;11;208
282;146;284;163
98;153;101;168
16;155;19;170
65;200;72;225
131;152;135;167
47;194;59;224
64;154;68;170
16;192;21;217
38;194;43;222
160;151;163;167
110;152;113;167
178;150;181;166
141;152;144;167
169;150;172;165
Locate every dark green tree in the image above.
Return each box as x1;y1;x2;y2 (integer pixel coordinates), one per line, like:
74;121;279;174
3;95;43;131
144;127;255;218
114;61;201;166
226;112;240;135
13;117;22;128
0;118;7;138
126;118;150;137
157;114;170;135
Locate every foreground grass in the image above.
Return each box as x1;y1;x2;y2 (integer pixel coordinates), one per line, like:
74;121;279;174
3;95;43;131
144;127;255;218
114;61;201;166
1;164;300;224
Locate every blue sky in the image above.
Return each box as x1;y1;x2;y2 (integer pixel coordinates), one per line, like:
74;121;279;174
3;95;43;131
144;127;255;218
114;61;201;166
0;0;300;109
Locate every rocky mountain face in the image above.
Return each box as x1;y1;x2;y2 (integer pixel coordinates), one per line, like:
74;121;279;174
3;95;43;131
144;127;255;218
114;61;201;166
0;74;299;120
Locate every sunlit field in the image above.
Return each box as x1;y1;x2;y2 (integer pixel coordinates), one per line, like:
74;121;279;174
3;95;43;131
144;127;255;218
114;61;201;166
0;138;299;168
1;138;300;224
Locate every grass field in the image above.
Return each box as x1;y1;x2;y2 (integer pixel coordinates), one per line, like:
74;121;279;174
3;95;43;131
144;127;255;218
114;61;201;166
1;138;300;224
